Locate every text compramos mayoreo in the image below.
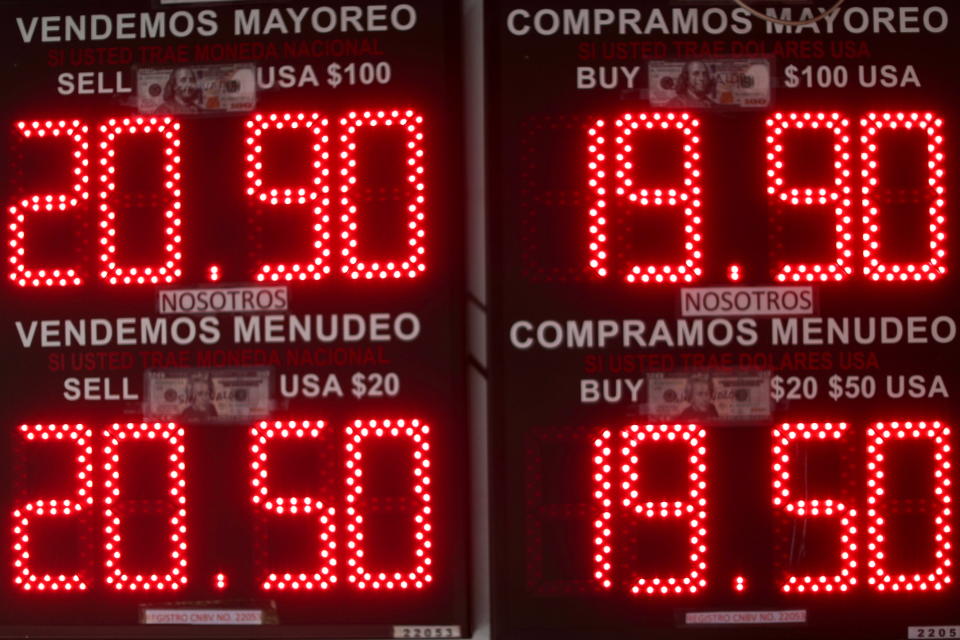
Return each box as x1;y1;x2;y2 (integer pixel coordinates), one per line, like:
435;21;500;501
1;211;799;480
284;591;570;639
505;6;948;37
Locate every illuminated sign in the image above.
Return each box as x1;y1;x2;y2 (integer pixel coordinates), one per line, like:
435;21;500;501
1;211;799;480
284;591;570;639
0;1;467;637
487;2;958;640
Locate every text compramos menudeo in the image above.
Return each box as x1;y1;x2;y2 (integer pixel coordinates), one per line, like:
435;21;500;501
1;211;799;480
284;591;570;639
509;316;957;350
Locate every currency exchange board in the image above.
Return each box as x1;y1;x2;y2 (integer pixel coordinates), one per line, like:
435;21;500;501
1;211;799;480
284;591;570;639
0;1;467;637
486;2;959;640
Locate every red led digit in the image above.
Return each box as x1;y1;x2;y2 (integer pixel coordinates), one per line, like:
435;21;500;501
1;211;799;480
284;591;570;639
338;110;427;280
593;429;615;588
102;422;187;591
250;420;336;591
766;112;854;283
12;424;93;592
861;113;947;282
344;418;433;589
8;120;89;287
244;112;331;282
96;117;183;285
593;424;708;595
587;112;703;284
727;264;742;282
772;422;858;593
866;420;953;592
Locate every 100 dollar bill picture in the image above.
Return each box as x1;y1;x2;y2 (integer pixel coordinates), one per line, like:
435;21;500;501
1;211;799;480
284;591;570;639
144;368;272;423
137;63;256;115
648;58;771;108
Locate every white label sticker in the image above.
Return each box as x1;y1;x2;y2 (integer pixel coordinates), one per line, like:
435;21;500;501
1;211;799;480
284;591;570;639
909;626;960;639
685;609;807;626
141;609;263;625
157;286;288;314
680;286;814;317
392;625;462;638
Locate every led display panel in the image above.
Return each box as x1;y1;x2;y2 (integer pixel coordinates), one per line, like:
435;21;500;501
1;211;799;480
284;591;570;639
486;2;958;640
0;1;468;637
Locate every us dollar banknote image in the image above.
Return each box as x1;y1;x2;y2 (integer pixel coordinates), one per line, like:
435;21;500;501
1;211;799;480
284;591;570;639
137;63;256;115
649;59;771;109
646;371;771;423
144;368;272;423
